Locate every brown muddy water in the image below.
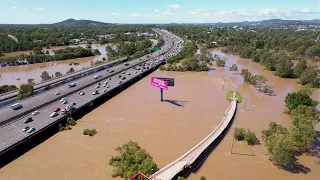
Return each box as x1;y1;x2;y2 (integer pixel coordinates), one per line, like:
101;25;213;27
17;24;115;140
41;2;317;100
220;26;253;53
0;44;114;86
0;50;319;180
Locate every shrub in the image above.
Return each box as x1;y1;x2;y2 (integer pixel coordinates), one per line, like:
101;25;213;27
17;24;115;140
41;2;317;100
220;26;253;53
83;129;90;135
200;176;207;180
234;127;246;141
244;129;258;145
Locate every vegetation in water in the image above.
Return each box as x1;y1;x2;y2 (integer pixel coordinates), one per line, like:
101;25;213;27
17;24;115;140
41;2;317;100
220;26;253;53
109;141;157;180
59;116;77;131
262;90;318;170
83;129;97;136
226;91;242;103
40;71;51;81
55;72;62;77
240;69;274;95
233;127;258;145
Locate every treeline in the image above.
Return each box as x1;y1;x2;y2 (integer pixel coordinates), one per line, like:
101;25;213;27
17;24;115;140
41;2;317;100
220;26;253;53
0;85;18;94
160;41;213;72
0;47;95;66
262;89;318;169
0;25;153;53
165;26;320;87
106;39;152;61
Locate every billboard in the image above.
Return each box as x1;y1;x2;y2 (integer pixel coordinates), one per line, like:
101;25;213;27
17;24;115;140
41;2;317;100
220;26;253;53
153;77;174;86
151;77;168;90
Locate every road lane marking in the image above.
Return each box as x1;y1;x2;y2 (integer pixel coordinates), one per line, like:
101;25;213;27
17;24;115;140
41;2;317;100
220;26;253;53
12;124;26;138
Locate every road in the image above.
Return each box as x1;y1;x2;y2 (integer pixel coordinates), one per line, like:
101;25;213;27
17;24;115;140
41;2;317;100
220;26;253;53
0;29;177;126
150;93;237;180
0;29;184;154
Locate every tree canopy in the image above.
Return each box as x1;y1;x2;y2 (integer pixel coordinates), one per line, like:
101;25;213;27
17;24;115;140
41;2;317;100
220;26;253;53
109;141;157;180
17;84;34;100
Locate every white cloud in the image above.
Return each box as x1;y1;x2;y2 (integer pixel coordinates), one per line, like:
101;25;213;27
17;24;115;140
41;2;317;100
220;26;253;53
300;8;310;13
130;13;142;17
22;8;28;12
38;8;44;11
259;8;283;16
11;6;17;10
188;9;253;22
169;4;181;10
69;10;74;13
111;12;120;16
153;9;161;13
162;11;172;16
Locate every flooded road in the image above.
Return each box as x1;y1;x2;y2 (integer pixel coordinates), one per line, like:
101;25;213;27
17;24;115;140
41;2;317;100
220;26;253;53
0;44;113;86
0;50;319;180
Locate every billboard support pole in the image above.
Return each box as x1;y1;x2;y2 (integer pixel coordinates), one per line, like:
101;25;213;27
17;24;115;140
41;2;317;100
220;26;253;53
160;88;164;101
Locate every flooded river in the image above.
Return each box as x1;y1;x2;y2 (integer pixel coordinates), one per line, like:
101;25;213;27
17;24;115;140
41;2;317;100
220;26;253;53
0;44;114;86
0;50;319;180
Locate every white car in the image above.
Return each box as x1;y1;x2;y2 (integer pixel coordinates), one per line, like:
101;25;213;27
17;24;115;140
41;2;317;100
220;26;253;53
79;91;85;96
60;98;67;102
31;111;39;116
50;112;58;117
61;109;66;114
127;73;131;75
92;90;98;95
106;85;110;88
122;71;125;74
96;85;100;88
103;89;107;92
62;100;68;104
134;71;137;74
103;84;107;87
55;92;60;95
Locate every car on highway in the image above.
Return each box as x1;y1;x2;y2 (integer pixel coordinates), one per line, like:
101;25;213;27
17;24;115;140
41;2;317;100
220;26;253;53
96;85;100;88
106;85;110;88
127;72;131;75
22;126;30;132
118;81;122;84
108;78;112;80
110;70;114;73
53;108;61;112
61;109;66;114
103;89;107;92
122;71;125;74
11;103;22;110
50;112;58;117
92;90;98;95
124;62;129;66
122;77;126;80
55;92;60;95
134;71;137;74
79;91;85;96
94;75;102;79
31;110;39;116
68;82;76;87
24;117;33;123
121;67;124;70
62;100;68;104
27;127;36;133
60;98;67;102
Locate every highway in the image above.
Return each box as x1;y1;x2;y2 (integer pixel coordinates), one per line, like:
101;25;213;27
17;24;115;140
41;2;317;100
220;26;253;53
150;93;237;180
0;29;184;155
0;57;128;102
0;29;176;127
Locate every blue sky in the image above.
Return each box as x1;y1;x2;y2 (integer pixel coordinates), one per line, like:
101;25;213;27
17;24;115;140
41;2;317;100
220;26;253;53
1;0;319;24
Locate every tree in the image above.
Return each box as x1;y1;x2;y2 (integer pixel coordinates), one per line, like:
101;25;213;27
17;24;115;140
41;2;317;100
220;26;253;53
294;59;307;78
0;85;18;94
17;84;34;100
285;91;314;111
109;141;157;180
67;68;75;74
200;176;207;180
262;85;274;95
215;57;226;67
244;129;258;145
27;79;35;85
234;127;246;141
177;177;186;180
40;71;51;81
229;64;238;72
299;67;319;87
275;57;294;78
33;46;43;54
55;72;62;77
271;134;297;169
67;116;76;126
305;44;320;59
291;120;316;153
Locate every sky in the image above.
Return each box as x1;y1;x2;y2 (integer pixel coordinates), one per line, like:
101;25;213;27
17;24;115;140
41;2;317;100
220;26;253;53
1;0;319;24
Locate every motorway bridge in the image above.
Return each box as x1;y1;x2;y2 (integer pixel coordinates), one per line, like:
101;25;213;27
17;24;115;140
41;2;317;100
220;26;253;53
0;28;184;155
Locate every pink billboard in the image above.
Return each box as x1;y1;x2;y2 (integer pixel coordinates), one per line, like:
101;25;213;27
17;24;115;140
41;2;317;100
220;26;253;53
151;77;168;90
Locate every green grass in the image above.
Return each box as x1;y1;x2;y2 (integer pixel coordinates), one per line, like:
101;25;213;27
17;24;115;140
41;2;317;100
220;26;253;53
226;91;242;103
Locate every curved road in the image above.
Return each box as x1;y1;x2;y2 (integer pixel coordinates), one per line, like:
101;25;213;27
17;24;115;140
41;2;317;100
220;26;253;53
150;93;237;180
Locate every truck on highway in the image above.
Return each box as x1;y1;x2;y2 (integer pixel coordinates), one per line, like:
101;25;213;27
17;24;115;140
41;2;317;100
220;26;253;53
11;103;22;110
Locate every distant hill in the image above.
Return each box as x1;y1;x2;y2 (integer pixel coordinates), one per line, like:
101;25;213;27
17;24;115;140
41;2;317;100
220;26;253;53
53;19;112;26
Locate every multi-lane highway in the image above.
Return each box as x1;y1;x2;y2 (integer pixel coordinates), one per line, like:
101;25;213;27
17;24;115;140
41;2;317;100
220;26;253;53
0;28;184;155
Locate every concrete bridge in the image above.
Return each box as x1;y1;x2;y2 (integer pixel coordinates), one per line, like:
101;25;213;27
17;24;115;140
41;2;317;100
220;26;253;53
149;93;237;180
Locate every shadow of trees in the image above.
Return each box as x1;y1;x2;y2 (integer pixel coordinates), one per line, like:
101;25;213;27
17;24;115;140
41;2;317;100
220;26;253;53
163;99;189;107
